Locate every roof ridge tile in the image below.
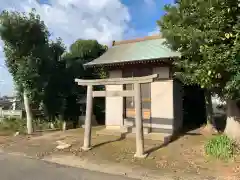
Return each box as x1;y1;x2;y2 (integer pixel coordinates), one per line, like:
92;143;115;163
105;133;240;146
113;35;162;46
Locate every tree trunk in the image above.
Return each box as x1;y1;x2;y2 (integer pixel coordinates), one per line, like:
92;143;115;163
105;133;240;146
59;114;66;131
201;90;217;134
205;90;213;125
50;123;55;129
224;99;240;141
62;121;66;131
23;90;33;134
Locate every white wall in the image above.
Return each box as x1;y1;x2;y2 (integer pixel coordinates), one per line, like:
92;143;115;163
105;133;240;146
105;70;123;127
105;66;174;131
151;81;174;124
151;67;174;130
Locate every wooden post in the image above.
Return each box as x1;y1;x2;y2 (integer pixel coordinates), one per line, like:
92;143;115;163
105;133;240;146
82;85;93;151
134;83;147;158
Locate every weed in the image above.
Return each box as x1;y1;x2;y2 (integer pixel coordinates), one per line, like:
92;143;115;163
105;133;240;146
0;117;63;135
204;134;236;160
0;117;26;134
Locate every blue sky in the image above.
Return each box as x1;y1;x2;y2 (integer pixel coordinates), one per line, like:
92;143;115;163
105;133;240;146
122;0;173;38
0;0;174;96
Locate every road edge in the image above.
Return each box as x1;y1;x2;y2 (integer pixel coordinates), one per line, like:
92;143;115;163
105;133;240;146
0;149;220;180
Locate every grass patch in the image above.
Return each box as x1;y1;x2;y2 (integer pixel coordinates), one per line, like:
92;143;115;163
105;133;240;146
33;119;62;131
0;117;27;135
204;134;237;160
0;117;63;135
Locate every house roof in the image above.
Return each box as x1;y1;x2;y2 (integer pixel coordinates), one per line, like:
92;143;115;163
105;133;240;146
0;99;12;108
84;35;181;67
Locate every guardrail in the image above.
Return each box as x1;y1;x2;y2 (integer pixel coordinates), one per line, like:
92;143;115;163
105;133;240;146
0;108;24;119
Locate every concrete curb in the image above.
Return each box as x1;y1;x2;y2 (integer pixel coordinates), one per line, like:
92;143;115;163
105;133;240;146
0;149;223;180
43;155;167;180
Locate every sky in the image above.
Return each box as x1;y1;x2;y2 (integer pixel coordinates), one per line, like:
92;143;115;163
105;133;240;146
0;0;174;96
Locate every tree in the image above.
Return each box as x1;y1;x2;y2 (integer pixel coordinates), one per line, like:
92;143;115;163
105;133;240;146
159;0;240;139
62;39;107;123
41;39;66;121
42;39;107;128
63;39;107;80
0;9;50;134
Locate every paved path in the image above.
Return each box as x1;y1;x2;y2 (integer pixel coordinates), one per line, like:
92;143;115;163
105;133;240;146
0;153;136;180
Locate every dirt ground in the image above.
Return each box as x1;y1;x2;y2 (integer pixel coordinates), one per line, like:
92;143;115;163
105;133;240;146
0;127;239;179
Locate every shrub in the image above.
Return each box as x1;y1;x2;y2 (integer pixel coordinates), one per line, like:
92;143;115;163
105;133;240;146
0;117;26;134
33;119;51;131
33;118;63;131
52;119;63;129
204;134;236;160
0;117;63;135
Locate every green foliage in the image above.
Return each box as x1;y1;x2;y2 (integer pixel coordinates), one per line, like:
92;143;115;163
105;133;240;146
61;39;107;122
41;40;66;118
204;135;236;160
159;0;240;99
0;9;50;101
0;9;107;124
32;118;62;130
51;118;63;129
0;117;26;134
43;39;107;121
0;117;63;134
67;39;107;64
0;9;69;121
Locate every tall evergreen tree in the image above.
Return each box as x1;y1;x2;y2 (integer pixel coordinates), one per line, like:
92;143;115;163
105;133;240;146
159;0;240;139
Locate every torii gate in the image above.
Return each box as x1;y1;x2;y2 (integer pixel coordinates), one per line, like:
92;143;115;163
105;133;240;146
75;74;158;158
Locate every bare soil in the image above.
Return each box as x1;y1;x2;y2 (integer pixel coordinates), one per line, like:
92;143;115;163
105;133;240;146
0;127;239;179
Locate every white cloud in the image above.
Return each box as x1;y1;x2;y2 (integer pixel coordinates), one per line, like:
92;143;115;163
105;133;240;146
148;26;161;36
143;0;155;6
0;0;131;95
1;0;131;45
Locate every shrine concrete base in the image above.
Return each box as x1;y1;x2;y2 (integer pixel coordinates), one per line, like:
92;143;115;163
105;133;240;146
96;126;172;142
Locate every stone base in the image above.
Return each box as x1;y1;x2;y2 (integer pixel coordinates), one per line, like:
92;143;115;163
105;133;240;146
134;153;148;159
81;146;92;151
96;127;172;141
105;125;122;130
96;128;125;137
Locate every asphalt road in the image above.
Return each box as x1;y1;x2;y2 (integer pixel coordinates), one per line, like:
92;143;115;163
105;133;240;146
0;153;137;180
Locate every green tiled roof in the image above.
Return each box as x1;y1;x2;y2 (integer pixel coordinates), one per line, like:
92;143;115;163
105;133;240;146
84;38;181;67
